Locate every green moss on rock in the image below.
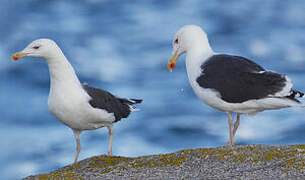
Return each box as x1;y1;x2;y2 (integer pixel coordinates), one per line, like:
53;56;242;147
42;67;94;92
23;145;305;179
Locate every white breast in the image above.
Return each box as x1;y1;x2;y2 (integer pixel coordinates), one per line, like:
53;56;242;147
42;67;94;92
185;53;226;110
48;83;115;130
46;57;115;130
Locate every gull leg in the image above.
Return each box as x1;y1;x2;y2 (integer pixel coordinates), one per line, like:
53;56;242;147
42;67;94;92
106;126;113;156
73;129;82;164
233;113;240;137
227;112;234;147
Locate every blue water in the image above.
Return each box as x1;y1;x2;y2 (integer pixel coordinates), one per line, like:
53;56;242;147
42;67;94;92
1;0;305;179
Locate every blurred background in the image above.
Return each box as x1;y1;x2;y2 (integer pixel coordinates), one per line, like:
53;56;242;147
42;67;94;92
1;0;305;179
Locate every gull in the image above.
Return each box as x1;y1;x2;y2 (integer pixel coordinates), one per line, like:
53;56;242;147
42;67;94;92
168;25;304;146
12;39;143;163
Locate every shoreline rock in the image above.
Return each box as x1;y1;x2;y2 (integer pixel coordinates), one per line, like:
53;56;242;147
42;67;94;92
24;145;305;179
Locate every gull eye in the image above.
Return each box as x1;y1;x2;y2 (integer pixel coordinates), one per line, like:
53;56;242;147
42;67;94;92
33;46;40;49
174;38;179;44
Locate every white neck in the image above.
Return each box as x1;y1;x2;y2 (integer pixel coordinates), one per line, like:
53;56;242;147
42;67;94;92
185;42;214;86
46;53;82;94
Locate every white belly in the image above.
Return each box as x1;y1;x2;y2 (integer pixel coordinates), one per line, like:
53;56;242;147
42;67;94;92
190;79;303;114
48;89;115;130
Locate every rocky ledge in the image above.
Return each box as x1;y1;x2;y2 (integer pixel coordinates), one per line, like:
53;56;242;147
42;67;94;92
24;145;305;179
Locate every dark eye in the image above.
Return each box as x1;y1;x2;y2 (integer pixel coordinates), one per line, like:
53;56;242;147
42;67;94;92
174;38;178;44
33;46;40;49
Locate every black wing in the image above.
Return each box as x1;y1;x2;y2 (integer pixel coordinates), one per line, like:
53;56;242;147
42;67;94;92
196;54;295;103
83;84;142;122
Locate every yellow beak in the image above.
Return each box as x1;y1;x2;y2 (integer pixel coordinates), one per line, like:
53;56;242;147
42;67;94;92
168;51;179;72
11;52;28;61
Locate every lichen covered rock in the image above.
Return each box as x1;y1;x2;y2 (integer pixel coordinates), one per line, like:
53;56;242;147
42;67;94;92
24;145;305;179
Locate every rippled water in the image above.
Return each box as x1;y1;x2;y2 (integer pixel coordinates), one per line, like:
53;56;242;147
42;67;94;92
1;0;305;179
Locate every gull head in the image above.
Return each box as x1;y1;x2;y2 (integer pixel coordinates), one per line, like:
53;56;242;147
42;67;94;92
168;25;211;72
11;39;62;61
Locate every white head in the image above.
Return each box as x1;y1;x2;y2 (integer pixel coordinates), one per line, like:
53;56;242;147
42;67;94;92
11;38;63;62
168;25;213;72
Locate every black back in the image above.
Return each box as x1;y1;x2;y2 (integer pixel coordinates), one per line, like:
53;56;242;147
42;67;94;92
196;54;290;103
83;84;142;122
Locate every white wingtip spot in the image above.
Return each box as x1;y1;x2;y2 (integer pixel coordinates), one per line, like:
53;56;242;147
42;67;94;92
274;75;293;97
129;105;140;112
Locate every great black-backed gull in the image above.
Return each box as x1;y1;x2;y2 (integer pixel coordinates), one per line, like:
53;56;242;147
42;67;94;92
168;25;304;146
11;39;143;163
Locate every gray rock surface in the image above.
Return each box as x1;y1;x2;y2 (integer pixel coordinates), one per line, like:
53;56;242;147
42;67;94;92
24;145;305;180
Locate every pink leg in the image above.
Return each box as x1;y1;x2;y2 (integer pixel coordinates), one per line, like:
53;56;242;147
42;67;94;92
227;112;234;147
73;129;82;164
233;113;240;137
106;126;113;156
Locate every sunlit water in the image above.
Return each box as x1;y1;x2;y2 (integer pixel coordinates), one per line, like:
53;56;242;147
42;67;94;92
1;0;305;179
